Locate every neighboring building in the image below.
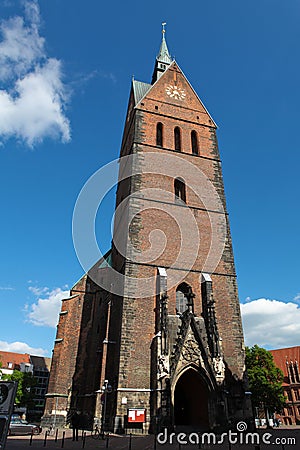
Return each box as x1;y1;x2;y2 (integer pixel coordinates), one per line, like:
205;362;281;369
270;346;300;425
28;356;52;421
43;27;252;432
0;350;51;421
0;351;32;377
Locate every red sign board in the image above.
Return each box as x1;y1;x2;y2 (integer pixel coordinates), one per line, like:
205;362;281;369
127;408;146;423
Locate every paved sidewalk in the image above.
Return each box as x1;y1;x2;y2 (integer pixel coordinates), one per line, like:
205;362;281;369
5;427;300;450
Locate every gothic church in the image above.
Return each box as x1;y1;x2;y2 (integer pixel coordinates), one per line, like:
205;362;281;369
43;27;252;432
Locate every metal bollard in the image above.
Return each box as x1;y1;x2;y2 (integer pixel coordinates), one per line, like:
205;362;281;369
129;433;132;450
61;430;65;448
43;430;48;447
55;428;59;442
154;434;157;450
106;433;109;448
82;432;86;448
29;431;33;446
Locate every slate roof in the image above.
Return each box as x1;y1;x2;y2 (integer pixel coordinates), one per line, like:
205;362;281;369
30;355;51;371
132;80;152;105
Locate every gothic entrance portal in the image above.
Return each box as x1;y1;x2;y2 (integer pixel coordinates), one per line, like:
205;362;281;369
174;369;209;429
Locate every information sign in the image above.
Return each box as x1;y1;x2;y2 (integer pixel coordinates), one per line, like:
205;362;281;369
0;382;17;449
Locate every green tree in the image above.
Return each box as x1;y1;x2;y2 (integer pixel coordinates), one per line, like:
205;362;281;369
245;345;286;423
3;370;36;410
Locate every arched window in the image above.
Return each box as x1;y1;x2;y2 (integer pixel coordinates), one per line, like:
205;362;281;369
156;122;163;147
174;127;181;151
176;283;191;314
191;130;198;155
174;178;186;203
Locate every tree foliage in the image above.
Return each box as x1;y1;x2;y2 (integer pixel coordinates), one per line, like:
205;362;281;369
3;370;36;409
245;345;286;414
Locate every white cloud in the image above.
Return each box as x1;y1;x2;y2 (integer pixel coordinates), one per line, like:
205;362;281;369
26;286;69;328
28;285;49;296
293;293;300;303
241;298;300;349
0;286;15;291
0;0;70;146
0;340;48;356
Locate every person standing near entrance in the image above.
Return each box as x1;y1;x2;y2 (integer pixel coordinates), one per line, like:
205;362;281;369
71;411;80;441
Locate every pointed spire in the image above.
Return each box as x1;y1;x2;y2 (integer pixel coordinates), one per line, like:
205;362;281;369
157;22;172;64
151;22;172;84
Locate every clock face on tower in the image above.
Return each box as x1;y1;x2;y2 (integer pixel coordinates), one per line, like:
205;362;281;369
165;84;186;101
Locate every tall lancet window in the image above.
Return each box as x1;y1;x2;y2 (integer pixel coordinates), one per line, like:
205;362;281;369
174;127;181;151
191;130;199;155
174;177;186;204
176;283;190;314
156;122;163;147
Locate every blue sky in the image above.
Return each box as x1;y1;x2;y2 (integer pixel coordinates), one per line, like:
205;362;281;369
0;0;300;356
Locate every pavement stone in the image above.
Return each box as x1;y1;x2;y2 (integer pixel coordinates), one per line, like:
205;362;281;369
5;427;300;450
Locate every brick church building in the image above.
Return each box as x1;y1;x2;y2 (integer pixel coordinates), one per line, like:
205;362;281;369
270;346;300;425
43;27;252;432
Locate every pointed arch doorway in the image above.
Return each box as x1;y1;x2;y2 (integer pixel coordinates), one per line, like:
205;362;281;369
174;368;209;429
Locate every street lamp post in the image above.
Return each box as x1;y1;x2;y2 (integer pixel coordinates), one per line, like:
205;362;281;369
101;380;111;434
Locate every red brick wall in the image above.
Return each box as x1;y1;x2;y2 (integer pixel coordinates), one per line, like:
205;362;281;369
107;62;245;408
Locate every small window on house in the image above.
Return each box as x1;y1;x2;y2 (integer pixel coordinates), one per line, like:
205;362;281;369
290;363;296;383
156;122;163;147
294;389;300;401
155;105;158;110
294;362;300;382
8;362;13;369
174;178;186;204
174;127;181;151
191;130;199;155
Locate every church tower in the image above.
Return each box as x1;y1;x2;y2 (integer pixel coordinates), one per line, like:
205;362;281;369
43;26;252;432
103;26;252;432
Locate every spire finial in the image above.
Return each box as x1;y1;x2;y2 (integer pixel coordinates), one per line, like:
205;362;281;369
151;22;172;84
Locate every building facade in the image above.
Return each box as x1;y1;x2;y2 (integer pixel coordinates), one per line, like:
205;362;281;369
0;351;32;377
0;351;51;421
270;346;300;425
43;29;252;432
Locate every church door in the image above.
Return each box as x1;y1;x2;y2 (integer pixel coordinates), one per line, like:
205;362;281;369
174;369;209;429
